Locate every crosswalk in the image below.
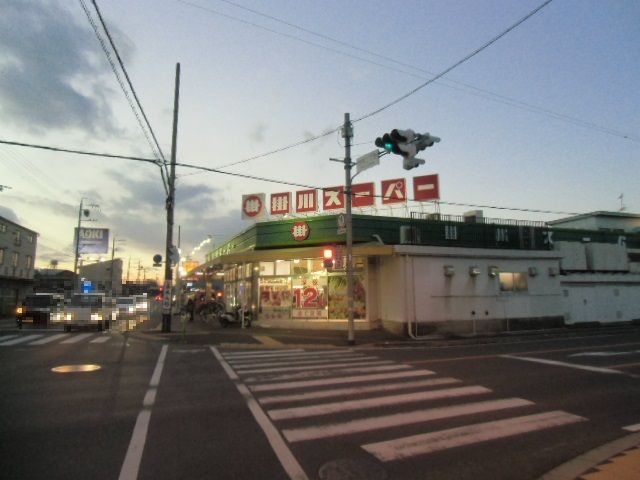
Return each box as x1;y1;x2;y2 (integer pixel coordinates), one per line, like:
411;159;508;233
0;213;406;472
217;348;587;466
0;332;118;347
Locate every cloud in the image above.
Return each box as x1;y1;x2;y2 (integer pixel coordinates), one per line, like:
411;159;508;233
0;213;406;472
0;0;133;135
0;205;19;223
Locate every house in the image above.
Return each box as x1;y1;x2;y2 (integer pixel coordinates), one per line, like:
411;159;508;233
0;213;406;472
0;215;38;315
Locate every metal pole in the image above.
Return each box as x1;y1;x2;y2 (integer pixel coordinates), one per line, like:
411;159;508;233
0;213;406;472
110;235;116;295
73;198;83;275
162;62;180;333
343;113;355;345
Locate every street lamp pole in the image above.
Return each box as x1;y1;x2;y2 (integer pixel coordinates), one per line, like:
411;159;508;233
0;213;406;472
162;62;180;333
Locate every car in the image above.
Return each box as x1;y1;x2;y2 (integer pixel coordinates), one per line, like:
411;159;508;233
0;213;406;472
16;293;65;329
62;293;117;332
133;294;149;314
116;296;136;318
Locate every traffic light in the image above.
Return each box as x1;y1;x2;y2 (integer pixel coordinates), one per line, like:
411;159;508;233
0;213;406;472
375;129;441;170
323;247;335;269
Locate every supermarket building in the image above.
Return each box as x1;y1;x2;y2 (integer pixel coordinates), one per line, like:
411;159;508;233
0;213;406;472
194;211;640;337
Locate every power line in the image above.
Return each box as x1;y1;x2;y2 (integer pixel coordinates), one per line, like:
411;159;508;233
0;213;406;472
184;0;557;171
1;137;582;217
208;0;637;143
90;0;171;187
354;0;555;122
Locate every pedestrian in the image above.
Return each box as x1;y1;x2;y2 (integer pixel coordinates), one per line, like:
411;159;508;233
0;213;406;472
186;297;195;322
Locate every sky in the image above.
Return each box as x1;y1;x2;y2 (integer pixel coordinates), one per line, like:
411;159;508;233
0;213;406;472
0;0;638;280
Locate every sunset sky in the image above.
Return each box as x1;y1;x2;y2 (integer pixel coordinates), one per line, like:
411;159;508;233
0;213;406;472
1;0;638;279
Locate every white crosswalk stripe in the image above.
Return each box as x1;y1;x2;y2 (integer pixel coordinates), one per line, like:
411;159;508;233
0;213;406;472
0;333;116;346
0;334;44;346
362;411;587;461
219;348;588;467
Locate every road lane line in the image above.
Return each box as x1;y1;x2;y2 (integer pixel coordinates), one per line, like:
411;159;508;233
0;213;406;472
229;354;368;369
0;334;44;346
119;344;168;480
61;333;94;344
259;378;461;405
28;333;68;345
269;385;491;421
362;410;587;461
211;346;308;480
249;369;435;392
236;359;393;375
501;355;625;375
623;423;640;432
283;398;534;443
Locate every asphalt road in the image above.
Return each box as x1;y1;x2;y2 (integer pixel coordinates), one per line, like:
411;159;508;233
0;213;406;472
1;308;639;480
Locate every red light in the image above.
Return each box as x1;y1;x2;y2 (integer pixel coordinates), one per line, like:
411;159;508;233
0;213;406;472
323;248;334;259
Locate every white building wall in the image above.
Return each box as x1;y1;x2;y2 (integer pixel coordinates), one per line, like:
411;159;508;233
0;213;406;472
561;274;640;324
376;246;564;335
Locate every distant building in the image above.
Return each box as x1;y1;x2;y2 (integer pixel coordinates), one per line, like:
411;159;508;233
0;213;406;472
79;259;123;295
33;269;78;298
0;215;38;315
548;211;640;233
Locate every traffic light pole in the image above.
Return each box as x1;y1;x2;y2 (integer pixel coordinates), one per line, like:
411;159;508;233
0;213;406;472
342;113;355;346
162;63;180;333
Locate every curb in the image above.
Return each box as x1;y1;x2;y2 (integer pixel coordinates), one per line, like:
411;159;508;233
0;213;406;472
538;432;640;480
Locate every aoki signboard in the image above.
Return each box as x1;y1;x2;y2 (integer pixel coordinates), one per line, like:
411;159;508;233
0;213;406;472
241;174;440;218
75;227;109;254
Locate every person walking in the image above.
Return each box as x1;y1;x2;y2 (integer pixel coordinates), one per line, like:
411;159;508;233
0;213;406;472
186;297;195;322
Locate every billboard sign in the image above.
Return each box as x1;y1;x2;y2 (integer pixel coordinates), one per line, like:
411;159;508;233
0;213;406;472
413;174;440;201
242;193;265;219
75;227;109;254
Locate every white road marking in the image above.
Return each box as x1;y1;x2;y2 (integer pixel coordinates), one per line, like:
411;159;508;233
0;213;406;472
229;354;368;368
223;349;306;358
90;336;111;344
228;352;367;366
61;333;94;344
0;334;44;346
568;351;640;357
259;377;461;405
211;346;308;480
623;423;640;432
0;335;18;342
269;385;491;421
236;359;393;375
119;344;168;480
248;367;429;391
28;333;68;345
502;354;625;375
362;410;587;461
284;398;534;443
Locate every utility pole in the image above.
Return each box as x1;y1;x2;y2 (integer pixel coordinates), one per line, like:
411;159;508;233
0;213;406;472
162;62;180;333
343;113;355;345
73;198;84;275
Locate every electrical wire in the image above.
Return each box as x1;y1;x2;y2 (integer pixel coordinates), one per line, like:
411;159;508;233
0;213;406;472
0;137;583;216
182;0;558;170
207;0;637;143
90;1;171;182
354;0;555;123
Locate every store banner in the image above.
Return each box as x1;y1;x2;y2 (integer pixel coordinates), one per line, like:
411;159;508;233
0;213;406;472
242;193;266;219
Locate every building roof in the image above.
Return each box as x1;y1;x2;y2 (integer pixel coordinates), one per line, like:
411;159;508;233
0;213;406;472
548;211;640;225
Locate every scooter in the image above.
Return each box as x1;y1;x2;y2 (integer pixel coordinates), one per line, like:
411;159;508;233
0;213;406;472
218;304;252;328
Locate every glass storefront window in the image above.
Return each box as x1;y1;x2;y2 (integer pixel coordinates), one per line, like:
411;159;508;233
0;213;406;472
292;275;327;319
275;260;290;276
259;262;274;276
